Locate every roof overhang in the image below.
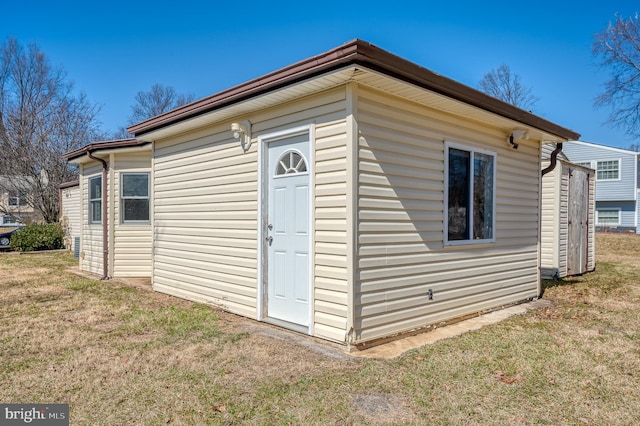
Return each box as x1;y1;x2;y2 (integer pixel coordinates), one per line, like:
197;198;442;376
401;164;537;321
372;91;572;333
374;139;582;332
127;39;580;143
64;138;152;164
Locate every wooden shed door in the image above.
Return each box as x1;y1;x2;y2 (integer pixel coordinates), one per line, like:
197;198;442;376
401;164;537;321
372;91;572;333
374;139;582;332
265;132;311;327
567;169;589;275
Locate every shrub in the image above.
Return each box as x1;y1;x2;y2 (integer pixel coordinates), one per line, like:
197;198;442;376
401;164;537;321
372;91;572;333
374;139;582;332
10;223;65;252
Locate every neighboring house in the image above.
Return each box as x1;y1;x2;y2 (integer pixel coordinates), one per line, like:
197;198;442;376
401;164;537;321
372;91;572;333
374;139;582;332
562;141;640;233
0;176;41;225
59;180;81;257
540;144;595;279
65;39;579;348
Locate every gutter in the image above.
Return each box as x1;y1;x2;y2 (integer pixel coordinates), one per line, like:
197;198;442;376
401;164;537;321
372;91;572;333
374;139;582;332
127;39;581;141
86;150;109;280
541;143;563;177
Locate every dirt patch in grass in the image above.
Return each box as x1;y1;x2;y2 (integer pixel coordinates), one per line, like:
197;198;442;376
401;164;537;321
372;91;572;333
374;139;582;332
2;236;640;424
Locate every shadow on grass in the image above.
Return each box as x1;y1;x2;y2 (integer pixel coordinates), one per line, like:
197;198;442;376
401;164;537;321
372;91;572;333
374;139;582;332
539;276;583;297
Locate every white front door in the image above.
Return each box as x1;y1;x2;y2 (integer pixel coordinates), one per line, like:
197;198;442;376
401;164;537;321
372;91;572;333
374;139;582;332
265;131;311;326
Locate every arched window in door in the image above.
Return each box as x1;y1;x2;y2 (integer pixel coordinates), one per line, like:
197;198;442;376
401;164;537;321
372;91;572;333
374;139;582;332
275;150;307;176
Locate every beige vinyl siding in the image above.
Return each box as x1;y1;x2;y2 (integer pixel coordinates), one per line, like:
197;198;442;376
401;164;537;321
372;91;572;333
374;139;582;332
61;184;81;254
558;164;570;276
540;160;561;278
314;116;349;342
80;162;105;275
152;89;350;333
153;126;258;318
354;86;540;343
112;152;152;277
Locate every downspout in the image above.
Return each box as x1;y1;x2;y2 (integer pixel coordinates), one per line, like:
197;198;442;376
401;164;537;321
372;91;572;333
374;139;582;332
87;150;109;280
538;142;564;298
541;142;563;177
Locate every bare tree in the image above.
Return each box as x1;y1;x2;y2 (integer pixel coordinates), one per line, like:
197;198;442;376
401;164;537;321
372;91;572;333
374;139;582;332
478;64;539;110
128;83;195;125
593;13;640;139
0;38;101;223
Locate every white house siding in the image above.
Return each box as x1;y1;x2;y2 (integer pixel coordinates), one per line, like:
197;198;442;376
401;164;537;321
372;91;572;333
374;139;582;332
61;184;81;255
80;162;105;275
112;153;152;277
353;87;541;343
152;89;350;339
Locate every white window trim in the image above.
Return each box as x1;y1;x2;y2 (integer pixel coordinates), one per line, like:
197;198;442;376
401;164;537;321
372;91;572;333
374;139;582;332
88;175;102;225
7;191;27;207
444;141;497;246
595;159;621;181
120;172;151;224
596;208;621;226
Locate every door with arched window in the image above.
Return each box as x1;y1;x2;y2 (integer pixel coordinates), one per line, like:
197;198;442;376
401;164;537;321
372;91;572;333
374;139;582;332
264;130;311;327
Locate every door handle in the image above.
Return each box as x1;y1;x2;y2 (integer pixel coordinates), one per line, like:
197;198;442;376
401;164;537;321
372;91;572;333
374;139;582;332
266;236;273;245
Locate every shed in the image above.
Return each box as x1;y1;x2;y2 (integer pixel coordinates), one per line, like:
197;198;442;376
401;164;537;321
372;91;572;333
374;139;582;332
540;144;595;279
64;139;153;278
59;180;81;256
68;40;580;348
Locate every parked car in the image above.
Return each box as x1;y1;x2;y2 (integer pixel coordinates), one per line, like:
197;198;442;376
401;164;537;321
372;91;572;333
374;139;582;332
0;227;21;250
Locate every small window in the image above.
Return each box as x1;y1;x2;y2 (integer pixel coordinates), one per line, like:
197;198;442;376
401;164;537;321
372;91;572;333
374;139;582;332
121;173;150;223
89;176;102;224
275;150;307;176
8;191;28;207
575;161;593;169
446;144;496;245
2;215;20;225
596;209;620;225
596;160;619;180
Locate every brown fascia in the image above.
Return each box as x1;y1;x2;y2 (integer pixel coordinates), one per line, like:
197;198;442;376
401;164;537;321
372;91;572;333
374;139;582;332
63;138;151;161
127;39;580;142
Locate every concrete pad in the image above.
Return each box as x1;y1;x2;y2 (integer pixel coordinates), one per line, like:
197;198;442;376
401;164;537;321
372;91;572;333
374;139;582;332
350;299;552;359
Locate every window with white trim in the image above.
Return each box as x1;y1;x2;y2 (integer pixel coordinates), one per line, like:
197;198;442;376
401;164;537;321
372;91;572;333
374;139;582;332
89;176;102;224
596;209;620;225
575;161;593;169
121;173;150;222
446;143;496;244
596;160;620;180
8;191;28;207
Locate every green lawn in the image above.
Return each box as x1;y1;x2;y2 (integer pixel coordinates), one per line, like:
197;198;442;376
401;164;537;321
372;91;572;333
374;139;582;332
1;233;639;425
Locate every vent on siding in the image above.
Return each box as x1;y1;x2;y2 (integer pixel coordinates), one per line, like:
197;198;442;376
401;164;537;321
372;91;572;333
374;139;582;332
74;237;80;258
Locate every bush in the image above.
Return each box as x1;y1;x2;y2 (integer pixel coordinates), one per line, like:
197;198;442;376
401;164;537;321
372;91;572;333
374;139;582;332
10;223;65;252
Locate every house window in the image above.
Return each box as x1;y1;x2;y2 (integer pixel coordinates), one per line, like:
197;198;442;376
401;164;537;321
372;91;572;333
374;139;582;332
89;176;102;224
8;191;28;207
596;209;620;225
275;150;307;176
596;160;619;180
121;173;149;222
446;144;496;244
2;215;20;225
575;161;593;169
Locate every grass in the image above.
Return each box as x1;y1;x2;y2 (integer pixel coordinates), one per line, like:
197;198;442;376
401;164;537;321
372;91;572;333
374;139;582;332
1;233;640;424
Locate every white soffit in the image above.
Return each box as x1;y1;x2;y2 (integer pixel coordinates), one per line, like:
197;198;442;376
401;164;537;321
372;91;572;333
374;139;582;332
141;65;565;143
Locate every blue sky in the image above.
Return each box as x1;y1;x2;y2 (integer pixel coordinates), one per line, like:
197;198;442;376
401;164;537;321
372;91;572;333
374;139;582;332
2;1;638;148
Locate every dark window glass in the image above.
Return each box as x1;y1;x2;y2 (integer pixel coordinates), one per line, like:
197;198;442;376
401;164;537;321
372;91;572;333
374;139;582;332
448;148;470;241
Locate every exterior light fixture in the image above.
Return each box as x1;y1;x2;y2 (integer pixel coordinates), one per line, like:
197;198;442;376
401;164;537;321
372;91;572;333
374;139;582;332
231;120;252;152
508;129;528;150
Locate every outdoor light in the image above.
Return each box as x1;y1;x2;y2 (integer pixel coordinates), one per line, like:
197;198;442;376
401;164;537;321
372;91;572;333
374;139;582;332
231;120;252;152
507;129;528;149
